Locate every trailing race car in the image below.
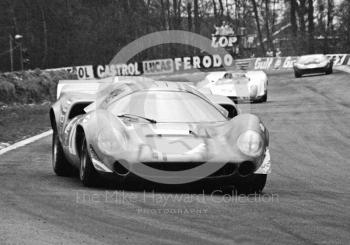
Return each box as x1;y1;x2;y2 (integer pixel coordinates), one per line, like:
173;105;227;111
293;54;333;78
197;70;268;103
50;77;271;193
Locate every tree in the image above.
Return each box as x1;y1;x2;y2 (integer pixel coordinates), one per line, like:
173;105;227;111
307;0;315;53
290;0;299;53
251;0;265;54
264;0;273;52
193;0;200;33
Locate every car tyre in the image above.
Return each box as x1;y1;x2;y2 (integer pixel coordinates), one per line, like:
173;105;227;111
52;131;75;176
294;71;302;78
260;91;267;103
325;67;333;75
234;174;267;194
80;136;99;187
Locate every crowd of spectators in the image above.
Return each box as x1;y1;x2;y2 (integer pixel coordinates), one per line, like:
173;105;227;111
213;21;235;36
266;48;282;57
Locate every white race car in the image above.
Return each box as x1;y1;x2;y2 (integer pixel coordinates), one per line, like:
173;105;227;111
197;70;268;103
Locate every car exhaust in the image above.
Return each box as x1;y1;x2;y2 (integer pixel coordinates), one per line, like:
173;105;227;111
238;161;256;177
113;160;130;176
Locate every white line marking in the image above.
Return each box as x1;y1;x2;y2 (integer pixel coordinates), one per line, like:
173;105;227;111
0;130;53;155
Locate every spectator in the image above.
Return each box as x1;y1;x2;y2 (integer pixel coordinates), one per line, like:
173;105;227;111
266;49;273;57
213;24;220;35
276;48;282;57
220;21;227;35
225;24;235;35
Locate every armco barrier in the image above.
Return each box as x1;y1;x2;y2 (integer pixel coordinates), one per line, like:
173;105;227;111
48;53;350;80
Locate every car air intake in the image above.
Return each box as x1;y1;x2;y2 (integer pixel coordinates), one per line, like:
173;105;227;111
142;162;205;171
113;161;130;176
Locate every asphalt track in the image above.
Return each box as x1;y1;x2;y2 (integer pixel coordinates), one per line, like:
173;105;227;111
0;70;350;245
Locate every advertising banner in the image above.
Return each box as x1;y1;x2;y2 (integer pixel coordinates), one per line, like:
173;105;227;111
50;54;350;79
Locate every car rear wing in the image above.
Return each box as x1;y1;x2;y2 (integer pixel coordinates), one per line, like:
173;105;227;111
56;76;158;99
56;77;117;99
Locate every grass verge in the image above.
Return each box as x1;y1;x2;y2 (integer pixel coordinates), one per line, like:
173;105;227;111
0;103;51;145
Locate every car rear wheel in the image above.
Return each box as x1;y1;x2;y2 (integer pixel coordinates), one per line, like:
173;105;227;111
234;174;267;194
80;137;99;187
52;131;75;176
260;91;267;103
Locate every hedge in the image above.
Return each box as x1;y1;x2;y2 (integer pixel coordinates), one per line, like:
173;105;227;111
0;69;77;104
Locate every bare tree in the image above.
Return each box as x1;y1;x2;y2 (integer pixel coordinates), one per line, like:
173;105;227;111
307;0;315;53
264;0;273;52
187;2;192;31
37;0;48;67
251;0;265;54
291;0;298;35
212;0;218;20
194;0;200;33
218;0;224;20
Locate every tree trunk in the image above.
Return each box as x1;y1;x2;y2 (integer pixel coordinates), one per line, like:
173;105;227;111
194;0;200;33
187;2;192;31
173;0;178;29
218;0;224;20
264;0;273;52
212;0;218;21
166;0;171;29
291;0;298;52
251;0;265;54
38;2;48;67
307;0;315;53
160;0;167;29
324;0;334;53
291;0;298;35
296;0;307;52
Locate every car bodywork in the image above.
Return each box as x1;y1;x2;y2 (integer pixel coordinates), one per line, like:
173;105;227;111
50;76;271;192
197;70;268;103
293;54;333;78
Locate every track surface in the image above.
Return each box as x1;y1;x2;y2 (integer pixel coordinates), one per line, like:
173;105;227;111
1;71;350;245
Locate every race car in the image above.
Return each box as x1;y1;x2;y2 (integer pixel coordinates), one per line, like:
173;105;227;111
50;77;271;193
197;70;268;103
293;54;333;78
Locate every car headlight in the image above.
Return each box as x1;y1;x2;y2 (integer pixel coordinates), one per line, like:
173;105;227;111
97;128;126;155
237;130;263;156
249;85;258;97
295;63;303;69
61;99;72;114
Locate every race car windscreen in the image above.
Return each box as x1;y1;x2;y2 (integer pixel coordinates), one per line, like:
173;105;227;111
108;91;227;123
298;55;327;64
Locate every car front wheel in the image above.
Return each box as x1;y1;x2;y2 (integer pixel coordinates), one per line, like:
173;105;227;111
80;137;99;187
325;67;333;75
234;174;267;194
294;71;302;78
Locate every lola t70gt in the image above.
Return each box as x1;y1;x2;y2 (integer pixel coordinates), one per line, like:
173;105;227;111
50;77;271;193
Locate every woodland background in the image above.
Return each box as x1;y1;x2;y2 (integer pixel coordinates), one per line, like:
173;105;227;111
0;0;349;72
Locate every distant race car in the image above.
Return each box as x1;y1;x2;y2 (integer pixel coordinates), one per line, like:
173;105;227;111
197;70;268;103
50;77;271;193
293;54;333;78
